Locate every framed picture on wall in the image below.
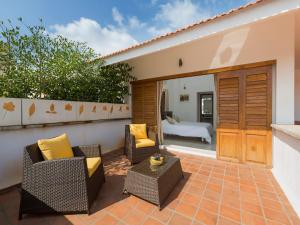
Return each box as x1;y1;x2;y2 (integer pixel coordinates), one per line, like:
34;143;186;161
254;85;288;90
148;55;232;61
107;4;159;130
180;94;189;102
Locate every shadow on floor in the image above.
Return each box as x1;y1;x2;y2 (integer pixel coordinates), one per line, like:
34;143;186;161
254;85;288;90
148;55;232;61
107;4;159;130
160;171;191;210
0;149;192;224
94;149;191;212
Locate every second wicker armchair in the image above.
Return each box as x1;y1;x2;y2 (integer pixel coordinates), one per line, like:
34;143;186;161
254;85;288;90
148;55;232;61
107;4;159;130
125;124;160;164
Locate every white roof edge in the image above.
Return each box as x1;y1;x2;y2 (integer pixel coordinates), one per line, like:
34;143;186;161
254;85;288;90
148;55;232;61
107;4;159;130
105;0;300;65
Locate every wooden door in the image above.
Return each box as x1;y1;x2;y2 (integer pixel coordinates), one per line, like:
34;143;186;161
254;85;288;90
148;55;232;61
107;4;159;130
132;84;144;124
131;81;157;129
242;67;272;166
216;73;241;162
216;66;272;167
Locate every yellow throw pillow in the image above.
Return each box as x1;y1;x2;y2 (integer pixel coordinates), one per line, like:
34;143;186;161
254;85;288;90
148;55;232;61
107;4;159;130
129;124;148;140
86;157;101;177
38;133;74;160
136;138;156;148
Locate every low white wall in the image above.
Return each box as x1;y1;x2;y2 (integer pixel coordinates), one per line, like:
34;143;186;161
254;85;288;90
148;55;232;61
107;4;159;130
0;119;130;190
272;130;300;217
0;98;131;126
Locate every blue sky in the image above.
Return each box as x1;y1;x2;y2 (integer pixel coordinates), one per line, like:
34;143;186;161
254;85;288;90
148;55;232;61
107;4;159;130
0;0;254;55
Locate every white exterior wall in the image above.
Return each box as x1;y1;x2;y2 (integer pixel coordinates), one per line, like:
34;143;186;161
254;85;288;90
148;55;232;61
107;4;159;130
124;12;300;215
270;12;299;217
0;119;130;190
126;13;296;124
272;130;300;216
164;75;216;127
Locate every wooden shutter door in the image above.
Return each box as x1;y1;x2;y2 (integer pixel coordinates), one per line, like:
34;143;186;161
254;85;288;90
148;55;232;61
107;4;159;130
132;84;144;124
242;67;272;166
131;81;157;128
216;73;242;162
143;82;157;127
216;66;272;167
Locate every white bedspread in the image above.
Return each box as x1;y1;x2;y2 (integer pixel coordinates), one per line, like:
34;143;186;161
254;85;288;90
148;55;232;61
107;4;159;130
162;120;213;144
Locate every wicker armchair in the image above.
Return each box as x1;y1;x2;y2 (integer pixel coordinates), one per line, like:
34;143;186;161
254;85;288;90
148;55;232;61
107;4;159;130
125;125;159;164
19;144;105;219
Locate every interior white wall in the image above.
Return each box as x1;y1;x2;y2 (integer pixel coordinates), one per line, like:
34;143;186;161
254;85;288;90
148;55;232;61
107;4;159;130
272;130;300;217
295;11;300;122
295;70;300;121
0;119;130;190
126;12;296;124
164;75;216;128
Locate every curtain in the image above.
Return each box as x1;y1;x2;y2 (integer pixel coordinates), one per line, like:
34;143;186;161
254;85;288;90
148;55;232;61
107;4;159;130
157;81;164;144
164;89;169;111
214;74;218;128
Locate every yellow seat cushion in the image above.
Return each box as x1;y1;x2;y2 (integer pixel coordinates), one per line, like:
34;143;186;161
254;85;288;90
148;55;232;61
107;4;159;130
38;133;74;160
136;138;155;148
86;157;101;177
129;124;148;140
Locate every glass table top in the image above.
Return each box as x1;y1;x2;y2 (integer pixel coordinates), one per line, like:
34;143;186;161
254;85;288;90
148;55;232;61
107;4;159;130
129;155;179;178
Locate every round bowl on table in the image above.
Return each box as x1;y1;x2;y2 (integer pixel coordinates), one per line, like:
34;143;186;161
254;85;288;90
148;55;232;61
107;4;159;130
150;156;164;166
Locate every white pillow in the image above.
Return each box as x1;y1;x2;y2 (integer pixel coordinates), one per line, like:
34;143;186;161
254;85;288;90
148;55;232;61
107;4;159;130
174;116;180;123
166;116;177;124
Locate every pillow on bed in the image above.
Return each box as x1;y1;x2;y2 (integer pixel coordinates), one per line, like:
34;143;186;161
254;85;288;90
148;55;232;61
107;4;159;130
174;116;180;123
166;116;177;124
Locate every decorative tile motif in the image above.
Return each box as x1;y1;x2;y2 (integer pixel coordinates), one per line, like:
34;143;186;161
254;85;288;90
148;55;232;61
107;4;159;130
46;103;57;114
29;103;36;116
3;101;15;112
92;105;97;113
79;104;84;115
64;103;72;111
0;98;21;126
22;99;77;125
0;98;131;126
108;104;130;119
76;102;109;121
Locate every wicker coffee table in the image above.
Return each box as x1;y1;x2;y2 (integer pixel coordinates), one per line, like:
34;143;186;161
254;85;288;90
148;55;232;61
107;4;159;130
123;155;183;209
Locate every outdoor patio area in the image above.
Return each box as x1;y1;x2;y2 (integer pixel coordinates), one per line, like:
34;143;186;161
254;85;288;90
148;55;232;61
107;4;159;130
0;150;299;225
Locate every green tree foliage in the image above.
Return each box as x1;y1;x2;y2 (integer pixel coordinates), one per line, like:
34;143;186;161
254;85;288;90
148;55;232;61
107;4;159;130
0;42;9;72
0;18;135;103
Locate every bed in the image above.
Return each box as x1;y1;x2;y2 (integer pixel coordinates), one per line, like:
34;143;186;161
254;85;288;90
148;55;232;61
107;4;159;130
162;119;213;144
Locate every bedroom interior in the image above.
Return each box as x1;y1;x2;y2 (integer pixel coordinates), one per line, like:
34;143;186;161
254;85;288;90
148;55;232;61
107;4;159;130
160;74;216;153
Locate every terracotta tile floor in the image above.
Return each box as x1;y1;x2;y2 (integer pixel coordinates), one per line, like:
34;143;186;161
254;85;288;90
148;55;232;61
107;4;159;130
0;150;299;225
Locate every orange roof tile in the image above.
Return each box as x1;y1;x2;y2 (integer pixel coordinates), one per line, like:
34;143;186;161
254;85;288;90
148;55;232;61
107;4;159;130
101;0;265;59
